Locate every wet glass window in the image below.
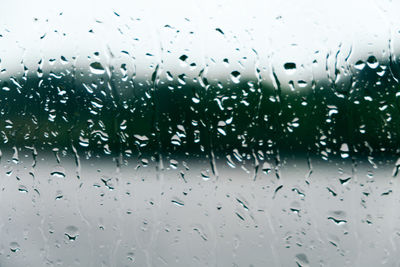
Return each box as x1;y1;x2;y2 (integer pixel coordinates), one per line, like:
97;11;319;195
1;0;400;266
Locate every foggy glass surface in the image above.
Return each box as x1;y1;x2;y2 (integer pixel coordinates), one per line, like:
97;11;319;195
1;0;400;266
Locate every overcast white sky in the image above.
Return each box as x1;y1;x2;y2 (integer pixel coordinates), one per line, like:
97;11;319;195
0;0;400;92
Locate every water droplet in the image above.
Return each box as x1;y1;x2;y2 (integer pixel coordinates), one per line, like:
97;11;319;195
79;136;89;147
223;58;229;67
89;62;105;75
339;176;351;185
393;158;400;177
127;252;135;262
327;216;347;225
179;54;188;62
201;170;210;180
169;159;178;169
18;185;28;193
366;55;379;69
55;190;63;200
226;155;236;168
295;253;309;267
51;166;66;178
354;60;366;70
60;55;68;64
134;134;149;147
230;71;241;84
171;198;184;207
9;242;20;252
297;80;307;87
171;134;181;146
215;28;224;35
101;177;114;190
340;143;349;158
192;97;200;104
262;162;272;174
217;128;227;136
284;62;297;74
65;225;79;241
12;146;19;164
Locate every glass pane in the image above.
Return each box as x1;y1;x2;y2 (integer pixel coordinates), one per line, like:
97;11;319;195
1;0;400;266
